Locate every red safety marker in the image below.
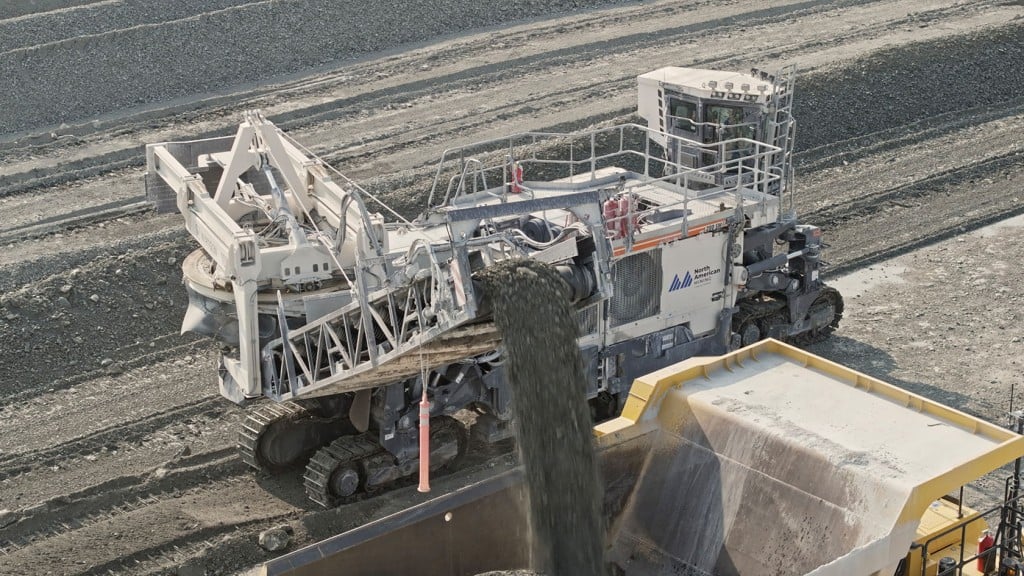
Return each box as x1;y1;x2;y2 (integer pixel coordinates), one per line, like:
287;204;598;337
418;387;431;493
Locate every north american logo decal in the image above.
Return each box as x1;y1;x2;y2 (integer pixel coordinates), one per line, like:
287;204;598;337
668;271;693;292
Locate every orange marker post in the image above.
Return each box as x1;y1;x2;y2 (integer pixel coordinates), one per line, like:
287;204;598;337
418;387;431;493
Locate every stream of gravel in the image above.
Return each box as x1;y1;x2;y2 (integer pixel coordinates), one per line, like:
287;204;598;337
481;260;607;576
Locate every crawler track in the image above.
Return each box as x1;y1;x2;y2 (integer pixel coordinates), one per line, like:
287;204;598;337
304;434;383;508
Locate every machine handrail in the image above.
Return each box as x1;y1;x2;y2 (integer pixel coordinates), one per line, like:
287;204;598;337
426;123;781;210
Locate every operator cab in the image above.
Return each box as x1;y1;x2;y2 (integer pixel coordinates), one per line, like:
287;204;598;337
638;67;794;194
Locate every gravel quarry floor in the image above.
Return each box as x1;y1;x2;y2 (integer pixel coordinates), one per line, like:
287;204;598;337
2;0;1024;574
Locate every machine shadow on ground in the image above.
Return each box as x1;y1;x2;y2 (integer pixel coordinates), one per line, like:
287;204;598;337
807;335;977;415
255;470;321;509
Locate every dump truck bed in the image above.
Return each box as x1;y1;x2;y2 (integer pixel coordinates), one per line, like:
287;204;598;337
257;339;1024;576
598;340;1024;575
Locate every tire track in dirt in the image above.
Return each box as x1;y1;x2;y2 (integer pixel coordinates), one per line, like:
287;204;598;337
0;447;243;554
818;151;1024;277
0;446;519;576
795;96;1024;172
0;396;223;481
1;496;297;576
0;0;109;21
808;150;1024;229
0;0;998;247
0;0;650;134
0;0;978;199
0;220;183;292
0;435;511;575
0;0;836;149
0;1;265;53
0;199;152;245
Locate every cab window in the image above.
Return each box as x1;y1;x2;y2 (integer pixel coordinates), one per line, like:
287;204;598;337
669;98;697;133
705;104;757;162
705;104;754;140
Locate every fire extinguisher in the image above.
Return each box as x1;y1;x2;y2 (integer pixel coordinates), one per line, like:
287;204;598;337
978;529;995;573
510;161;524;194
603;197;621;240
617;195;632;238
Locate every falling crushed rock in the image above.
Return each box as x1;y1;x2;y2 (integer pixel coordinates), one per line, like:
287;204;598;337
480;259;606;576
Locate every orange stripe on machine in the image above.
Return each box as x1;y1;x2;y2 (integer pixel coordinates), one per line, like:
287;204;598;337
612;219;727;256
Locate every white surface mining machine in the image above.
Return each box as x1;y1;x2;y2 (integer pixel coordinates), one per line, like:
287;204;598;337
145;66;843;507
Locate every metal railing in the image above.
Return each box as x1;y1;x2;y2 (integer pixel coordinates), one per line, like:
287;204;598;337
907;477;1024;576
426;123;783;212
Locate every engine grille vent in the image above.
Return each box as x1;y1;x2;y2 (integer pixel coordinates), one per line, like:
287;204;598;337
609;251;661;327
577;304;600;336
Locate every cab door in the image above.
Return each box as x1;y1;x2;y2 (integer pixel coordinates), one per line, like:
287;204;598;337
666;96;701;169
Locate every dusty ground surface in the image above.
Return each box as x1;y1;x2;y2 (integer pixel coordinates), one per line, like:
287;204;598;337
1;0;1024;574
